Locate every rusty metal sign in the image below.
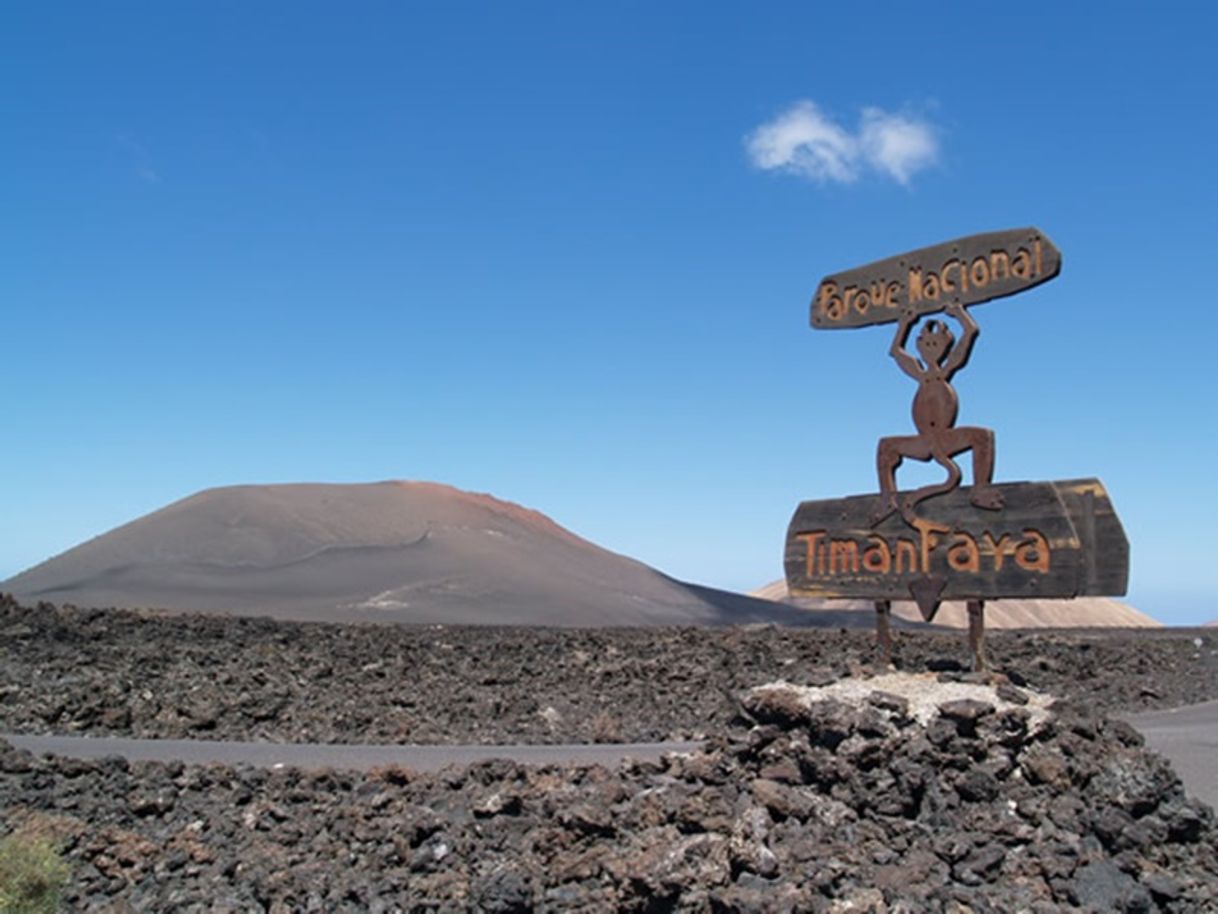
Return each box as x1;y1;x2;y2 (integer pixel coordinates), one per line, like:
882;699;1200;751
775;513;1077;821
786;227;1126;671
811;227;1061;330
874;300;997;526
785;478;1129;604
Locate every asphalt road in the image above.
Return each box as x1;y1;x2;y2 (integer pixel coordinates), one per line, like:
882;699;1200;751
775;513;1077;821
1123;700;1218;810
5;702;1216;809
0;734;700;772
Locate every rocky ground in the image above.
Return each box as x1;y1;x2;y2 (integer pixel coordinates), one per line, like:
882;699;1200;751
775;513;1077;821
3;597;1218;911
3;675;1217;911
2;599;1216;746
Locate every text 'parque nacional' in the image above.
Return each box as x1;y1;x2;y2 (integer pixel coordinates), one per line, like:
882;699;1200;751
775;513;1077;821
811;227;1062;330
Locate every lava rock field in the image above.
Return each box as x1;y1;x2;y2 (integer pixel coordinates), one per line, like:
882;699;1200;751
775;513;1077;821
2;600;1216;746
3;598;1218;911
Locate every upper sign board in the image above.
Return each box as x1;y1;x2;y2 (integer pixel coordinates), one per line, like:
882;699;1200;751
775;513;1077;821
810;227;1062;330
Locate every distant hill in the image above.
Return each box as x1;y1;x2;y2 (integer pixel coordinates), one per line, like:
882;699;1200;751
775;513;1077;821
3;481;878;628
751;580;1161;629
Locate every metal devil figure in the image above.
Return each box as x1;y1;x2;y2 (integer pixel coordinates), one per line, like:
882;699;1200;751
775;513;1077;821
785;228;1129;669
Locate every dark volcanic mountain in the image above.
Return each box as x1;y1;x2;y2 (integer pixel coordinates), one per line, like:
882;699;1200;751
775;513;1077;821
2;481;856;627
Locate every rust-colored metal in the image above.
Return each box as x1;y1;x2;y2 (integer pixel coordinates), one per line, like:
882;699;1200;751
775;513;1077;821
784;479;1127;602
874;600;893;666
967;600;987;671
791;227;1125;670
810;227;1062;330
875;301;1001;528
907;575;946;623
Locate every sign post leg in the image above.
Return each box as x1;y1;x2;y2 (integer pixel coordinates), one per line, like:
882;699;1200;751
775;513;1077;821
874;600;893;666
967;600;986;672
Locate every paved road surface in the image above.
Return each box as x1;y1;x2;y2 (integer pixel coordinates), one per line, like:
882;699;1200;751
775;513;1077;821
6;702;1216;809
1123;700;1218;810
0;734;700;772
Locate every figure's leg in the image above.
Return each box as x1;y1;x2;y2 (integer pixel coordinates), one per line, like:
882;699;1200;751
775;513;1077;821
956;426;1003;510
900;441;964;522
873;436;930;524
876;436;901;497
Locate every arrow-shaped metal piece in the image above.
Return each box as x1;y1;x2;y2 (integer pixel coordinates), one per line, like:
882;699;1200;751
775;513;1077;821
908;575;946;623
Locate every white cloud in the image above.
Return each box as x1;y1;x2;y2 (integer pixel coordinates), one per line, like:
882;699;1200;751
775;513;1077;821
859;108;938;185
744;101;859;184
746;101;939;187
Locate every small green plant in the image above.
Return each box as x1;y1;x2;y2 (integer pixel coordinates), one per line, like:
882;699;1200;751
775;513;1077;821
0;834;69;914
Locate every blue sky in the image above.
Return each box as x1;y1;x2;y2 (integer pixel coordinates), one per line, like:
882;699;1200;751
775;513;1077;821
3;3;1216;624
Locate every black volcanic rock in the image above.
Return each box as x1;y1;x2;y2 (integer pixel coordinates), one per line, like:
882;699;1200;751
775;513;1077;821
2;678;1217;911
2;599;1217;745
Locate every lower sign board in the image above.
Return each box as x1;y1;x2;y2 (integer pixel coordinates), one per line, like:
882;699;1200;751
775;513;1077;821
784;478;1127;603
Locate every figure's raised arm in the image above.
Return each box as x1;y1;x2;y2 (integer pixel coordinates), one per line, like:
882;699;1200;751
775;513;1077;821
942;301;979;374
889;309;923;379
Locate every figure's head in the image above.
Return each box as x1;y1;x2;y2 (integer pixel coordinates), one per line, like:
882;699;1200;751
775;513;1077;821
916;319;954;365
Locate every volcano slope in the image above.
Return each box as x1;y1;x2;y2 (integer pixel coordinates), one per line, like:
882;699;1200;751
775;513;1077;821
2;481;850;627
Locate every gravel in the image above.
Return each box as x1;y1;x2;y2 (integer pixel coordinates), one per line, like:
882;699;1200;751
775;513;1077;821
2;598;1217;746
3;674;1217;911
4;596;1218;910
